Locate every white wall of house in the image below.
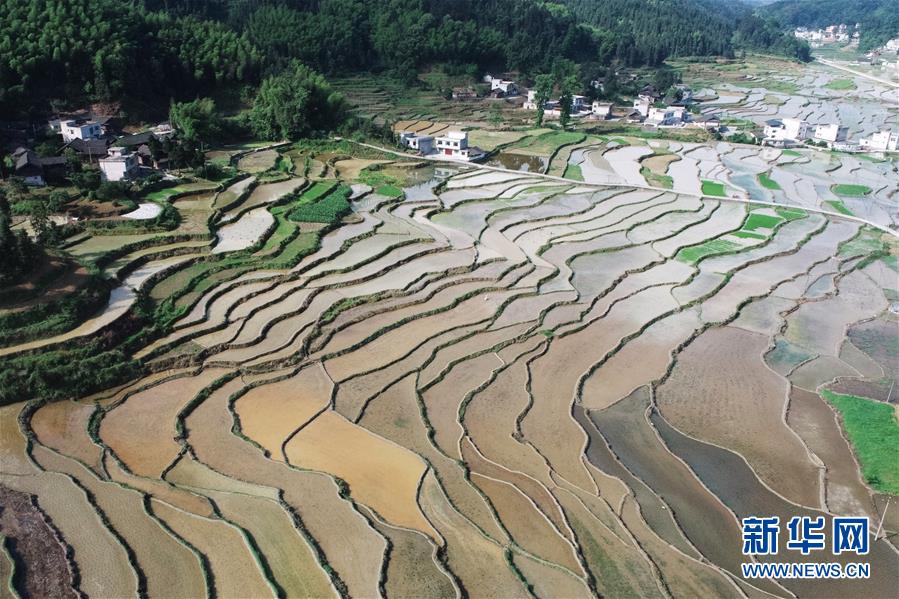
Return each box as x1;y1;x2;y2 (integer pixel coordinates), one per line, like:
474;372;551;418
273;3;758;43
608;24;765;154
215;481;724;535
765;118;810;142
491;79;518;95
61;120;103;143
99;148;138;181
813;123;849;143
592;102;611;118
434;132;481;161
783;118;811;140
646;106;687;126
633;97;651;117
400;132;435;154
860;130;899;151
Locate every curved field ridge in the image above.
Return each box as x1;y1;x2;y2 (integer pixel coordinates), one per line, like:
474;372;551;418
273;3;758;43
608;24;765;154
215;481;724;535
4;161;898;598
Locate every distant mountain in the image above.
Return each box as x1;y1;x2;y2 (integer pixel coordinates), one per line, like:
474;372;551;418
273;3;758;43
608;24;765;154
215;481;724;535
763;0;899;51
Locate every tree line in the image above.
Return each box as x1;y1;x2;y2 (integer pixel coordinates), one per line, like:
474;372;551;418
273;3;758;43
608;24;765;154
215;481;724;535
2;0;817;120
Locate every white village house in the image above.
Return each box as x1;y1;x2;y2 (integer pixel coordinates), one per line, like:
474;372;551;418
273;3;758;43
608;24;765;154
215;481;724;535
645;106;688;127
434;131;484;161
813;123;849;144
859;129;899;152
59;118;104;143
632;96;652;118
398;131;435;154
99;146;139;181
591;101;612;119
484;75;519;97
763;118;811;145
400;130;484;162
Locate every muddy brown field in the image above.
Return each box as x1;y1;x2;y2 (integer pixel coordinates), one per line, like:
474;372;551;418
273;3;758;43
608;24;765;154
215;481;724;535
2;158;896;598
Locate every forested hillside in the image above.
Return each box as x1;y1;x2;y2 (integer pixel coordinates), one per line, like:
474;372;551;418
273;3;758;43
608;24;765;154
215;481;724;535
763;0;899;52
561;0;810;64
0;0;259;117
1;0;812;118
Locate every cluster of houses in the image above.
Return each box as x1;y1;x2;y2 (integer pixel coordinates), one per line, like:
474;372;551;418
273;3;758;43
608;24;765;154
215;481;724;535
793;24;858;46
398;130;486;162
519;83;720;130
452;73;718;132
10;148;66;187
6;112;175;186
866;38;899;75
762;117;898;152
452;74;522;101
521;91;608;120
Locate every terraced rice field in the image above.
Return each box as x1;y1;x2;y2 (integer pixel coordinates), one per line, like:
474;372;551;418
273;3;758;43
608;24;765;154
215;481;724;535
558;137;898;230
674;56;897;139
1;154;897;597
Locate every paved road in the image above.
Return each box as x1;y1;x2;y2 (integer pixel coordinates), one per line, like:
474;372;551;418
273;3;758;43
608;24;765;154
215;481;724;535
341;138;899;239
817;59;899;91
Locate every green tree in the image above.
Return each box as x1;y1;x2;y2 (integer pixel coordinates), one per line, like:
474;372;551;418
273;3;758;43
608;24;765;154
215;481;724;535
534;74;554;127
249;61;347;140
169;97;223;143
652;68;680;93
0;191;39;285
558;75;578;129
601;64;619;99
30;199;62;247
70;170;101;194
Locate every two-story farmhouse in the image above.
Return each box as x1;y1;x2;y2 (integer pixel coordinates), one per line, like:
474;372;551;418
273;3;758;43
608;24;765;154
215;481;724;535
59;118;105;143
99;146;139;181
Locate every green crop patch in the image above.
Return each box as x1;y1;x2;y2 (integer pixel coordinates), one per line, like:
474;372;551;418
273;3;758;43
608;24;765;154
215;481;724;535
732;230;767;240
839;231;884;257
758;173;781;190
298;181;336;203
289;185;351;223
743;213;782;231
509;131;585;156
775;207;806;220
376;184;403;197
676;238;741;263
640;166;672;189
563;164;584;181
831;184;871;197
824;79;856;91
144;187;186;202
826;200;854;216
821;390;899;495
701;180;726;197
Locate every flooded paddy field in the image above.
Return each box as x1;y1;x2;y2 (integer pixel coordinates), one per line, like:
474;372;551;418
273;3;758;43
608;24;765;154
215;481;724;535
673;56;898;139
1;142;897;597
553;135;898;230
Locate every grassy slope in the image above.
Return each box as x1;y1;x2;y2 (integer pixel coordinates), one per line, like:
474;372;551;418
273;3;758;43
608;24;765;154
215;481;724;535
821;390;899;495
